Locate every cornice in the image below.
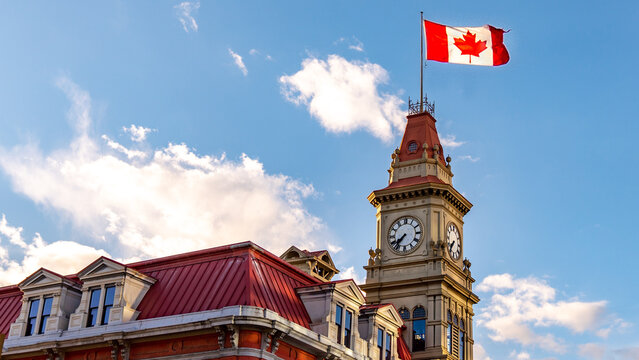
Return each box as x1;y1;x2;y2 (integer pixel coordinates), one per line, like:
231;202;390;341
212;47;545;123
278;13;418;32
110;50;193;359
367;182;472;215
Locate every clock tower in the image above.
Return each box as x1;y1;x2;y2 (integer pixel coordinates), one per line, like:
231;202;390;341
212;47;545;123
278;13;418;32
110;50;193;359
361;106;479;360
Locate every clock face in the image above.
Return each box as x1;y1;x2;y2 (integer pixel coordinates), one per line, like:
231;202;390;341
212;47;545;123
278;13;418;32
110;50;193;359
447;223;461;260
388;216;422;254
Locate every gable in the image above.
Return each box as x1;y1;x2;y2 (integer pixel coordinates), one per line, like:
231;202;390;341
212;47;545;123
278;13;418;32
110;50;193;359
18;268;66;289
335;280;366;304
77;257;126;279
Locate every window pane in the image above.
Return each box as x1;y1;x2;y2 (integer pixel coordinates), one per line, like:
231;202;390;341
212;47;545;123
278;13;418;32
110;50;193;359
25;299;40;336
89;288;101;308
447;324;452;353
385;333;391;360
335;305;343;344
460;319;465;330
104;286;115;306
38;297;53;334
412;319;425;351
413;306;425;318
28;299;40;318
454;315;459;326
378;328;384;360
87;288;101;327
344;310;352;348
101;286;116;325
459;332;465;360
41;297;53;316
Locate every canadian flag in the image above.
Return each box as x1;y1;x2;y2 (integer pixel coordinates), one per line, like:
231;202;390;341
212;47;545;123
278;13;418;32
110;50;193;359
424;20;509;66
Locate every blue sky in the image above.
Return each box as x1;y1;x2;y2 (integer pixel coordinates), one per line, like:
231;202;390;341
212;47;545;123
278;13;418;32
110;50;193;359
0;1;637;359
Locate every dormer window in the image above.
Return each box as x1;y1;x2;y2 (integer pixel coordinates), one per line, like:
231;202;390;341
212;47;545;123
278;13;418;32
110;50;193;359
39;297;52;334
87;284;116;327
344;309;353;348
101;285;115;324
24;296;53;336
25;299;39;336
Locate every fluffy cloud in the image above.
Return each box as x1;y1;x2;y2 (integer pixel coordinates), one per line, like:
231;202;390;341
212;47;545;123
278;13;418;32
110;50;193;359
123;124;154;142
0;78;327;270
229;49;248;76
280;55;404;142
0;214;110;285
174;1;200;33
335;266;364;285
440;134;465;148
477;274;623;354
474;342;492;360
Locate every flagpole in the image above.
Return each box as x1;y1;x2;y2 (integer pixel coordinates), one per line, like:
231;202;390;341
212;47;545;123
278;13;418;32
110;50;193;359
420;11;424;113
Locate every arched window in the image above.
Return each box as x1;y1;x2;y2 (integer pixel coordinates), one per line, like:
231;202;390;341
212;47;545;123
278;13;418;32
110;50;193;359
446;311;453;353
453;315;459;326
399;308;410;320
459;319;466;360
412;306;426;352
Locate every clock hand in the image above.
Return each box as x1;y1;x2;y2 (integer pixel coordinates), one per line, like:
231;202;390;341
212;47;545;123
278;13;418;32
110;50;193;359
399;233;407;241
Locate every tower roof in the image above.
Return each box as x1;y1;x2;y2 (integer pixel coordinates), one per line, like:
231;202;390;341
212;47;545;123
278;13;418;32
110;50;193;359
397;111;446;164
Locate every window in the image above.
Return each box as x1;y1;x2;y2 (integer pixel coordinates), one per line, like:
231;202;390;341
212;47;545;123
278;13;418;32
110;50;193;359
459;320;466;360
408;141;418;153
446;311;452;353
412;306;426;352
399;308;410;320
38;297;53;334
378;328;384;360
335;304;343;344
385;332;391;360
87;288;101;327
25;299;40;336
344;310;353;348
101;285;115;325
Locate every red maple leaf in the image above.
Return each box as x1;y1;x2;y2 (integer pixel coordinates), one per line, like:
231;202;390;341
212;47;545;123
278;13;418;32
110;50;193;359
453;31;488;63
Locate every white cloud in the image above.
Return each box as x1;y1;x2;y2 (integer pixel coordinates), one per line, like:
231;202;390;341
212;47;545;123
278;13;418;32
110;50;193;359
0;77;326;269
0;214;110;285
280;54;404;142
0;214;28;248
336;36;365;52
102;135;147;160
477;273;623;354
474;342;492;360
174;1;200;33
229;48;248;76
458;155;480;162
510;351;530;360
249;49;273;61
123;124;154;142
578;343;606;360
440;134;465;148
335;266;364;285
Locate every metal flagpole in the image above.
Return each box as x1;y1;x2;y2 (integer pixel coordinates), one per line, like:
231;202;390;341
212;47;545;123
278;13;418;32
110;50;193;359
420;11;424;113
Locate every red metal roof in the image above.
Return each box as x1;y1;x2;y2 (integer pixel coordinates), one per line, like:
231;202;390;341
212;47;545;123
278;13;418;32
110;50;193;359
0;242;323;334
131;242;320;328
397;112;446;164
0;285;22;336
377;175;445;192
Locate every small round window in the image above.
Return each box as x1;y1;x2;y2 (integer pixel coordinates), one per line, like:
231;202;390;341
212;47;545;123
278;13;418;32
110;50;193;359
408;141;418;153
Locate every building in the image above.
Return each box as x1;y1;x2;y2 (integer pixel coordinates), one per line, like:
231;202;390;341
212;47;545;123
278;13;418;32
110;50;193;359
0;105;478;360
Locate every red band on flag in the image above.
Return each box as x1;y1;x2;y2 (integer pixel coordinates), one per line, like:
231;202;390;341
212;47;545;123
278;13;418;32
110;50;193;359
489;25;510;66
424;20;448;63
